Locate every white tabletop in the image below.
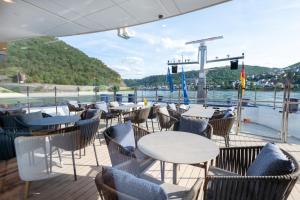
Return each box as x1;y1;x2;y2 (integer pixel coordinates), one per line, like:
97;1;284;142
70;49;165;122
182;106;215;119
26;115;80;126
138;131;219;164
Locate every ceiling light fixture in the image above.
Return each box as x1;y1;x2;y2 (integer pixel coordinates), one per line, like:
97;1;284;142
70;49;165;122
3;0;15;3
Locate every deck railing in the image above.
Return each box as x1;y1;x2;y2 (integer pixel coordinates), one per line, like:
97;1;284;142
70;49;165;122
0;85;299;142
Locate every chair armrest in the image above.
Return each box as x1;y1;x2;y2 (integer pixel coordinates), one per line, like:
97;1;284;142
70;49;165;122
186;177;204;200
132;125;151;144
215;146;262;175
204;174;296;200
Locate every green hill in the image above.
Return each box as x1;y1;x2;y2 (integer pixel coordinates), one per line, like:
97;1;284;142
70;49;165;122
0;36;121;86
124;65;275;88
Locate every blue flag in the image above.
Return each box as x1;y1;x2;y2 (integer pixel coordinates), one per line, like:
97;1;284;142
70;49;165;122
167;67;174;93
182;67;189;104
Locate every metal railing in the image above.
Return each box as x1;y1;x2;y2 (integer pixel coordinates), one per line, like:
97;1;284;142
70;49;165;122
0;85;299;142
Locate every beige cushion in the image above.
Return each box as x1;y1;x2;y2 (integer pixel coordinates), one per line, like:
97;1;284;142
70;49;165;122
208;166;240;176
159;107;169;117
109;101;119;107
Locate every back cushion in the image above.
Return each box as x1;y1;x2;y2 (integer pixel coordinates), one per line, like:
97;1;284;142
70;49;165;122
109;101;119;108
178;117;208;136
96;102;108;113
19;111;43;124
68;100;79;108
247;143;295;176
85;109;99;119
158;107;169;117
102;166;168;200
109;121;136;149
168;103;177;111
223;109;234;118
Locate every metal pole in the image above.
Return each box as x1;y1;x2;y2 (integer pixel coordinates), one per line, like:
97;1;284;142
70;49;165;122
235;85;242;135
27;86;30;113
155;87;158;103
254;86;257;106
54;86;57;115
197;44;207;103
284;81;291;143
178;84;181;104
273;86;277;109
134;88;137;104
77;86;80;102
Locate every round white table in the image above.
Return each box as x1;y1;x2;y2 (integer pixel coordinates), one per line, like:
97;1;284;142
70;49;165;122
138;131;219;184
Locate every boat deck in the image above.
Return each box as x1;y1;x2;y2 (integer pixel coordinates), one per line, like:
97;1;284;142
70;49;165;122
28;121;300;200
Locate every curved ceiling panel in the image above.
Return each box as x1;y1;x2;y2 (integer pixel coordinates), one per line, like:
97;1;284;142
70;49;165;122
0;0;230;42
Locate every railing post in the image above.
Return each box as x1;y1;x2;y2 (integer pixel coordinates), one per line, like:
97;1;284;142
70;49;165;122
54;86;57;115
235;85;242;135
134;88;137;104
254;86;257;106
178;84;181;104
77;86;80;102
155;87;158;103
273;86;277;109
27;86;30;113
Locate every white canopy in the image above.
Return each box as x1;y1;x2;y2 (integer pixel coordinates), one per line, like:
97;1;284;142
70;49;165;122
0;0;230;42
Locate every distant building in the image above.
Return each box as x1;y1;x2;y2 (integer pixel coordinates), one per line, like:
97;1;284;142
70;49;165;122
17;72;26;84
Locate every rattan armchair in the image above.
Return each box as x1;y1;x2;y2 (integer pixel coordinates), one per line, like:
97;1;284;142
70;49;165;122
203;146;300;200
209;116;235;147
67;100;84;115
123;108;150;129
148;105;160;132
103;125;154;176
49;117;100;180
156;111;179;131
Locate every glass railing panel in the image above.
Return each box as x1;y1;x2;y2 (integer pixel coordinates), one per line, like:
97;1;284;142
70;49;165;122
239;98;282;139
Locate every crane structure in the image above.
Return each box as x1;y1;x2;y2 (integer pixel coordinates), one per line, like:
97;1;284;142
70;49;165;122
167;36;244;103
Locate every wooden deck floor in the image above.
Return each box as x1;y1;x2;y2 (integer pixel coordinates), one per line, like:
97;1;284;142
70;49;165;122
28;121;300;200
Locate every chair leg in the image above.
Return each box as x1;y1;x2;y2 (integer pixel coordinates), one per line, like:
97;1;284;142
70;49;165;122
84;147;86;156
50;143;53;172
151;119;154;132
79;149;81;159
93;143;99;166
24;181;31;200
225;136;230;147
106;119;108;128
71;151;77;181
160;161;165;182
57;148;62;166
146;121;149;130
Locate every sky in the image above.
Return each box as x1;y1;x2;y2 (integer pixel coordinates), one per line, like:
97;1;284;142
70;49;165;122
60;0;300;79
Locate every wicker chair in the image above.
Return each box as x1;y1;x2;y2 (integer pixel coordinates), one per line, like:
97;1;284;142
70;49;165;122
103;124;154;176
203;146;300;200
95;163;203;200
156;111;179;131
67;100;84;115
123;108;150;130
148;105;160;132
49;117;100;180
209;116;235;147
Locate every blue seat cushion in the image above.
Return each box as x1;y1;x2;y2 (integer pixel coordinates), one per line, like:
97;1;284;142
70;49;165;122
178;116;208;137
102;166;168;200
247;143;295;176
109;121;136;149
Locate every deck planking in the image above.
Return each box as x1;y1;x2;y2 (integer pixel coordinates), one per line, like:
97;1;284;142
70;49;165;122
27;120;300;200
